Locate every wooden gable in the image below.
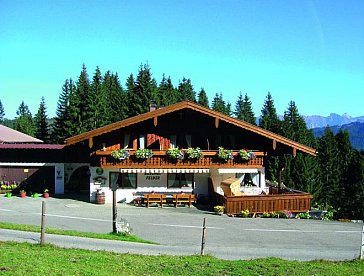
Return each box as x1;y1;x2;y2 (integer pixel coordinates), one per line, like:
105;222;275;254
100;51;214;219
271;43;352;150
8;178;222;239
65;101;316;156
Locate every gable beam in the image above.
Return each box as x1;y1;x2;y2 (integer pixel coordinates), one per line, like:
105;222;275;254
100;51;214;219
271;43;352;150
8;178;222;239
293;147;297;157
88;137;93;149
154;116;158;127
272;139;277;150
215;117;219;128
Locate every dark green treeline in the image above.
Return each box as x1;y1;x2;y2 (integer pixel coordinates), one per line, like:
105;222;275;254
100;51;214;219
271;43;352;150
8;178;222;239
1;64;363;219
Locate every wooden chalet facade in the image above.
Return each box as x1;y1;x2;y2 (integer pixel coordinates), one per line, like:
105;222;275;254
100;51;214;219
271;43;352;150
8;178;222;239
65;101;316;214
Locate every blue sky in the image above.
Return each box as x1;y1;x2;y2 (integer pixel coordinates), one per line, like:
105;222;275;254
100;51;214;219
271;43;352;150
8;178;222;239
1;0;363;119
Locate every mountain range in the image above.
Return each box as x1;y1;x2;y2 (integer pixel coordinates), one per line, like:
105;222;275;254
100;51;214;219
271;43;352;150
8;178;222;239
305;114;364;151
304;113;364;129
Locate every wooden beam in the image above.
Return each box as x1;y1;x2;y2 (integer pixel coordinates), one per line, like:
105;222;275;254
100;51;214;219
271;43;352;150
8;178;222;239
293;147;297;157
215;117;219;128
88;137;93;149
272;139;277;150
133;138;138;150
154;116;158;127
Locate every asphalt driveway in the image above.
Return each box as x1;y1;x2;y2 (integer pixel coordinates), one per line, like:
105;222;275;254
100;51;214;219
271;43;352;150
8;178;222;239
0;195;363;260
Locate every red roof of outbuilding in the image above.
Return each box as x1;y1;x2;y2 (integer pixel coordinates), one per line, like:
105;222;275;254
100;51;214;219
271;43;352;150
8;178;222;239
0;124;43;143
0;144;64;149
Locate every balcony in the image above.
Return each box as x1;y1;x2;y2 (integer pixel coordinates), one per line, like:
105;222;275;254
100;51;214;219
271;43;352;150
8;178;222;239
96;150;264;169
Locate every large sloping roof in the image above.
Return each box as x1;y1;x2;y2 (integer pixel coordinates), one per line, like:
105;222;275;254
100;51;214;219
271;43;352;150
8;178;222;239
0;124;43;143
65;101;316;156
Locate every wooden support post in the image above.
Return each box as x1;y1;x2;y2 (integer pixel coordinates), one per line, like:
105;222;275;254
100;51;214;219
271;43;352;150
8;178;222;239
200;218;207;255
113;190;117;233
153;116;158;127
40;201;46;245
361;225;364;260
215;117;219;128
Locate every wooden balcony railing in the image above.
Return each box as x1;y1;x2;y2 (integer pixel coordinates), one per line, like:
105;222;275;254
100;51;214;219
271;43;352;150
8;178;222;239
221;192;312;215
96;150;264;169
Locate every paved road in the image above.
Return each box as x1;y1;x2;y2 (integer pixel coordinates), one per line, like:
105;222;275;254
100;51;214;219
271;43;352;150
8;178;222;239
0;195;362;260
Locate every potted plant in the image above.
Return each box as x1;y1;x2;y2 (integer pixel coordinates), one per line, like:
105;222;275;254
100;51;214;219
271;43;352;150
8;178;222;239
135;148;153;159
217;147;234;162
214;205;225;215
111;149;130;160
241;209;250;218
43;189;49;198
166;147;184;160
5;192;12;198
19;190;26;198
32;192;39;198
186;147;203;160
239;149;255;161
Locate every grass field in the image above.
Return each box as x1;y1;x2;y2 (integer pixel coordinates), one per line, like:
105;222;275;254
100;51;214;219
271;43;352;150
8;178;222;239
0;221;155;244
0;242;363;275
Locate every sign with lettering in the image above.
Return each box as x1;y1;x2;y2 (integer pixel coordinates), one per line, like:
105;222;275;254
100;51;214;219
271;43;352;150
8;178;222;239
138;173;166;188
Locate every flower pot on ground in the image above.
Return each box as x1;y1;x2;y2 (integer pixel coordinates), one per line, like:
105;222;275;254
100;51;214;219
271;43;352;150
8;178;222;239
43;189;49;198
19;190;26;198
5;192;12;198
214;205;225;215
32;192;39;198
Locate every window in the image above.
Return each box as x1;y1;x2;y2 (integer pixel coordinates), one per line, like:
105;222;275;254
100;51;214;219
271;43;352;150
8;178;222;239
109;172;137;189
167;173;194;188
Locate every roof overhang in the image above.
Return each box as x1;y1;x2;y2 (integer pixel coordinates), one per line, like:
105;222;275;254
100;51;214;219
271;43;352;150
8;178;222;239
65;101;316;156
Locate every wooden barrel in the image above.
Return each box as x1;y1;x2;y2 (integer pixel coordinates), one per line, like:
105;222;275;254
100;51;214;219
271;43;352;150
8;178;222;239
96;191;105;204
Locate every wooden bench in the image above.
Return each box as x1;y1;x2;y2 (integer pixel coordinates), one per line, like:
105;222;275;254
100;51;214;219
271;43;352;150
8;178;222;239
144;194;166;208
173;194;195;208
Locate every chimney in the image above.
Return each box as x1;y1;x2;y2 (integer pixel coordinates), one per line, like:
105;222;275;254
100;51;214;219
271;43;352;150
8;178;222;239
149;103;157;112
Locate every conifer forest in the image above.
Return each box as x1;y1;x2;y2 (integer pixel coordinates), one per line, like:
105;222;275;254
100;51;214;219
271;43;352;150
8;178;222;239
1;64;363;219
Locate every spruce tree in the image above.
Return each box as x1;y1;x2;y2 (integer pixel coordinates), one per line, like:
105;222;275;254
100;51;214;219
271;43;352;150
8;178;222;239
106;72;128;122
76;64;94;132
197;88;209;107
128;64;158;116
34;97;50;143
0;99;5;124
52;79;73;143
91;67;111;127
14;101;35;136
211;93;226;114
177;77;196;102
259;92;281;133
158;74;178;107
259;92;281;182
234;93;256;124
317;127;341;209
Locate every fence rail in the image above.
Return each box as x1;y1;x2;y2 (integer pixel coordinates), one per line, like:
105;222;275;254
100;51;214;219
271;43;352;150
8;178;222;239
222;193;312;215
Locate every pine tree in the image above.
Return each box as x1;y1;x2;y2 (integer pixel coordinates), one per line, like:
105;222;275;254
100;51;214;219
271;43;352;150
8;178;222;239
52;79;73;143
128;64;158;116
259;92;281;182
34;97;50;142
0;99;5;124
259;92;281;133
91;67;110;127
14;101;35;136
158;74;178;107
197;88;209;107
225;102;232;116
105;72;128;122
211;93;226;114
77;64;94;132
234;93;256;124
177;77;196;102
316;127;341;209
280;101;319;192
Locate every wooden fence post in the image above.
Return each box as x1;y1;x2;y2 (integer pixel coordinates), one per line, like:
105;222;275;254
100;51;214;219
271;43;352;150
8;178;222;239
40;201;46;245
361;225;364;260
200;218;207;255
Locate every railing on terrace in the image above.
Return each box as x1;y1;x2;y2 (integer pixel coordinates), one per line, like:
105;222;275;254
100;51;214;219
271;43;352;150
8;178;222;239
97;150;264;169
219;192;312;215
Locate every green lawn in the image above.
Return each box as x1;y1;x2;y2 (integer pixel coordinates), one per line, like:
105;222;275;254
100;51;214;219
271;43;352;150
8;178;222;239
0;242;363;275
0;221;155;244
